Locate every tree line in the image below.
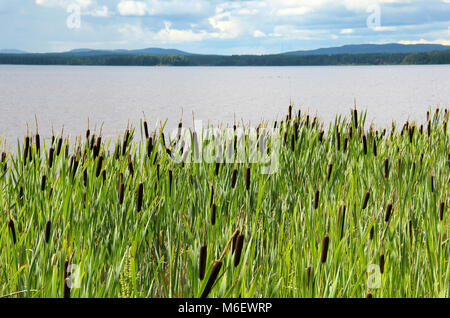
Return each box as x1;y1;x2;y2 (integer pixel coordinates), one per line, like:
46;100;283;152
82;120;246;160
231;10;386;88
0;50;449;66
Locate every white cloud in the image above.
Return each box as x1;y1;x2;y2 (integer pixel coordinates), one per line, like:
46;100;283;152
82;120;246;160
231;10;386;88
276;7;312;16
117;1;148;16
89;6;110;17
154;21;207;42
208;12;241;39
35;0;92;9
253;30;266;38
398;39;450;45
340;28;354;34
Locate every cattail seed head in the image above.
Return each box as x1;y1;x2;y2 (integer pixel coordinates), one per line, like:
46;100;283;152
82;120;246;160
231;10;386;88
320;235;330;264
362;135;367;155
143;121;149;139
201;260;222;298
118;183;124;205
440;202;445;221
430;175;434;193
343;137;348;152
8;219;16;244
379;254;385;274
45;220;51;243
318;130;324;143
211;203;216;225
384;159;389;178
41;174;46;191
128;159;134;176
168;169;173;194
23;136;30;166
369;225;374;240
373;139;377;157
215;162;220;176
232;230;240;253
56;137;63;156
199;245;207;281
314;189;320;209
48;147;54;168
83;169;88;187
35;133;40;154
137;182;143;212
327;163;333;181
96;155;103;178
385;202;393;222
233;234;244;267
231;169;237;188
245;167;250;191
362;191;370;210
338;205;346;240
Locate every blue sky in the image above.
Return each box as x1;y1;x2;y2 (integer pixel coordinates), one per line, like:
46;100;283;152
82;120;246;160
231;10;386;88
1;0;449;54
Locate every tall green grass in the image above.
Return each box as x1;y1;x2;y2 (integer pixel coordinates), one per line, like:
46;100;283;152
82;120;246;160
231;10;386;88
0;106;448;298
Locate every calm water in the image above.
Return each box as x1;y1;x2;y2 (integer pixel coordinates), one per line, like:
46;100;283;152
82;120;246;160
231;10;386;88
0;64;449;148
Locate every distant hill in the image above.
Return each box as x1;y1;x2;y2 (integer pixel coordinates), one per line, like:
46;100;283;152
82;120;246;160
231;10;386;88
283;43;450;55
0;49;28;54
55;48;196;56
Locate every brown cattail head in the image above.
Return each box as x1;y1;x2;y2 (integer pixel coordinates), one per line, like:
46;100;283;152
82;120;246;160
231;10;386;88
96;155;103;178
385;202;393;222
169;169;173;194
1;152;6;171
362;191;370;210
56;137;63;156
143;121;149;139
41;174;46;191
128;159;134;176
215;162;220;176
147;137;153;159
338;205;346;240
102;170;106;184
48;147;54;168
201;260;222;298
362;135;367;155
233;234;244;267
137;183;143;212
373;139;377;157
369;225;374;240
64;277;71;298
211;203;216;225
231;169;237;188
320;235;330;264
440;202;445;221
353;108;358;129
384;159;389;178
199;245;207;281
245;167;251;191
314;189;320;209
45;220;51;243
232;230;240;253
379;254;385;274
318;130;324;143
430;175;434;193
8;219;16;244
327;163;333;181
118;183;125;205
83;169;88;187
343;137;348;152
122;129;130;156
35;133;40;154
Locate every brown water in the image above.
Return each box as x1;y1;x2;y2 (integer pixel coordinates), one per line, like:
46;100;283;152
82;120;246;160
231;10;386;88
0;64;449;149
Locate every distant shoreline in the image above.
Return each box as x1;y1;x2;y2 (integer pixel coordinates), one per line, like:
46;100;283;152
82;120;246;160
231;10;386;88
1;50;449;66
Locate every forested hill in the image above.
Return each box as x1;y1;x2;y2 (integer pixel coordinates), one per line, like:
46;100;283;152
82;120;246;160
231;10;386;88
1;50;449;66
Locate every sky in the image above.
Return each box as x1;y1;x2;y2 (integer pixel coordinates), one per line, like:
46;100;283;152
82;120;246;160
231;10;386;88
0;0;449;54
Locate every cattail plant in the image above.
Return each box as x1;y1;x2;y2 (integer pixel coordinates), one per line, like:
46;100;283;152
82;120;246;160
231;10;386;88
48;147;54;168
385;202;393;222
96;155;103;178
430;175;434;193
8;219;16;245
232;230;240;253
245;167;250;191
2;151;6;172
231;169;237;188
45;220;51;243
373;139;377;157
201;260;222;298
199;244;207;281
234;233;244;267
56;136;63;157
211;203;216;225
168;169;173;194
362;134;367;155
343;137;348;152
118;183;125;205
306;266;312;289
320;234;330;264
362;191;370;210
41;174;46;191
384;159;389;178
379;254;385;274
440;202;445;221
327;163;333;181
369;225;374;240
338;205;346;240
137;182;143;212
314;189;320;209
353;108;358;129
24;136;30;166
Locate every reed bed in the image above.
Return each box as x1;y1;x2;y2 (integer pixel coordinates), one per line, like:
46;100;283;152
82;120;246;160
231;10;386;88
0;105;448;298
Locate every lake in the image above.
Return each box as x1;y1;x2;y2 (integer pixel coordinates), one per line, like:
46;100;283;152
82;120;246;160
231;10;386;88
0;64;449;148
